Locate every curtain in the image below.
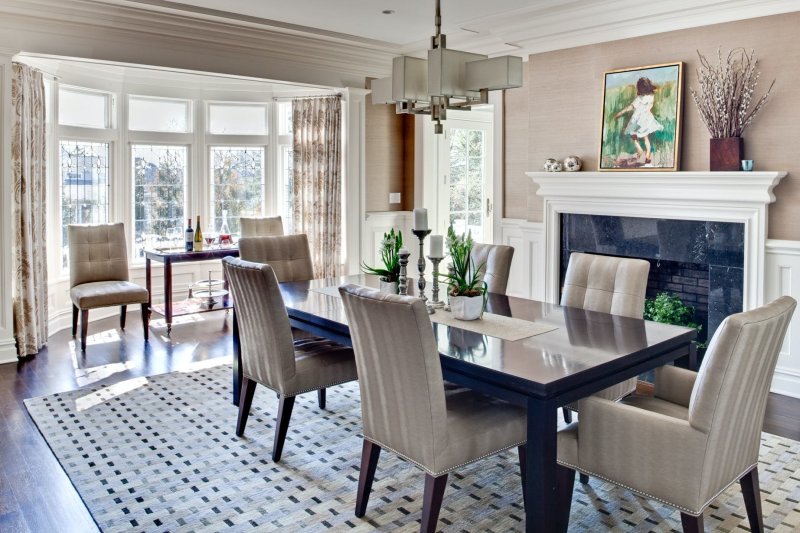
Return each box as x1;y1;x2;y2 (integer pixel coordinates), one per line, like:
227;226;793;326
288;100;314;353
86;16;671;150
12;62;48;357
291;96;342;278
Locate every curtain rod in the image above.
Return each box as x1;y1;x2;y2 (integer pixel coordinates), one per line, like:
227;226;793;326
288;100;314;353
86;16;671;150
272;93;342;101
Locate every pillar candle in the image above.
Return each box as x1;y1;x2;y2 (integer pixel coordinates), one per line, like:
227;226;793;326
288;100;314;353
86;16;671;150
429;235;444;258
413;208;428;231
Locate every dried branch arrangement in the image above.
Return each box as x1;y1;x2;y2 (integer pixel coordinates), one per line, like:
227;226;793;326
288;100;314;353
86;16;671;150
690;48;775;138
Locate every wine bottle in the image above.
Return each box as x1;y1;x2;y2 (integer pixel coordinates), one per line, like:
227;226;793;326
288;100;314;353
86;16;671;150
185;218;194;252
194;215;203;251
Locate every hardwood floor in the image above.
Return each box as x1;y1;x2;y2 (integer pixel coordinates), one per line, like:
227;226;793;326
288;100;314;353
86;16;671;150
0;310;797;532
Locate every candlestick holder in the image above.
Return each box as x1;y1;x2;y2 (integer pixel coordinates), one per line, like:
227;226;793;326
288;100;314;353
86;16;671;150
412;229;432;310
398;248;411;296
427;256;445;308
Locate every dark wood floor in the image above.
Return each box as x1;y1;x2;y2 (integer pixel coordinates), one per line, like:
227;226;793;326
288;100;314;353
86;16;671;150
0;310;798;532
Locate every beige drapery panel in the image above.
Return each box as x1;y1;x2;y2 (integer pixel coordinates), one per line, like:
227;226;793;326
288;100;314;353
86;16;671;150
12;62;48;357
291;96;342;278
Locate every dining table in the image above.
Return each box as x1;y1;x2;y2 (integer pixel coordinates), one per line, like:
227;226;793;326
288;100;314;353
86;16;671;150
231;273;697;533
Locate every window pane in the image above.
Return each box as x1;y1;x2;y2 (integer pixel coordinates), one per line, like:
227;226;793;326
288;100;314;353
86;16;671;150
279;102;293;135
129;97;190;133
210;147;265;235
59;88;108;128
282;146;294;233
208;104;267;135
60;141;110;269
133;145;186;257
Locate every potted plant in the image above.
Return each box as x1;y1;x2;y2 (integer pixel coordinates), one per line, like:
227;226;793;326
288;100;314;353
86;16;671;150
690;48;775;171
442;225;486;320
644;292;707;352
361;228;403;293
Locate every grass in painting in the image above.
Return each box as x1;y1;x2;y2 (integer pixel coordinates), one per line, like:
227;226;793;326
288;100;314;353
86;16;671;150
601;80;678;169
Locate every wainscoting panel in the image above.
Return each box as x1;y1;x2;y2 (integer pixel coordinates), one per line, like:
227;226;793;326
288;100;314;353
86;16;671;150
362;211;415;273
500;219;546;301
766;240;800;398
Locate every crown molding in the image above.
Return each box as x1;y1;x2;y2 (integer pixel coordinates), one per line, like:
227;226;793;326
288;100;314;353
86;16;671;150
0;0;397;82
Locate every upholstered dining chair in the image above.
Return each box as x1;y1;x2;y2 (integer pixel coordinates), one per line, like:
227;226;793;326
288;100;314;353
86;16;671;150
470;243;515;295
555;296;796;533
68;223;149;352
560;252;650;426
223;257;357;462
238;234;313;283
338;284;528;533
239;216;284;237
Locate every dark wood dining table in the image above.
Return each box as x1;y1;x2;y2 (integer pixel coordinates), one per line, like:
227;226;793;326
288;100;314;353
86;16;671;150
231;274;697;533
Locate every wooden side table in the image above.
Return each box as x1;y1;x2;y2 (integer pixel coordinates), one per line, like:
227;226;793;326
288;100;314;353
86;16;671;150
144;247;240;333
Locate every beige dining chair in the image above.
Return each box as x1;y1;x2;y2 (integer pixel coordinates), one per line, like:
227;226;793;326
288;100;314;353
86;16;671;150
223;257;357;461
470;243;515;295
239;216;284;237
555;296;796;533
68;223;149;352
238;234;314;283
560;252;650;427
338;284;528;533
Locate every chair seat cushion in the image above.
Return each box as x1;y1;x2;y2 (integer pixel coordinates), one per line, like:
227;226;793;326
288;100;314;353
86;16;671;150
283;337;358;396
432;386;527;475
71;281;149;309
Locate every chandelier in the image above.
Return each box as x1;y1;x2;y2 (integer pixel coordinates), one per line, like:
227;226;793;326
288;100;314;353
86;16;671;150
372;0;523;133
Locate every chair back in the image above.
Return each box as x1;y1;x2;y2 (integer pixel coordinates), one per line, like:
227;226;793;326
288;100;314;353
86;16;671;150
238;234;314;282
68;223;130;288
560;252;649;319
240;216;284;237
470;243;514;295
223;257;296;390
339;284;447;470
689;296;795;499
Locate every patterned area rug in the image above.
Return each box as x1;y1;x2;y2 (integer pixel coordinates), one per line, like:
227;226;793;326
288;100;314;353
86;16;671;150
24;361;800;532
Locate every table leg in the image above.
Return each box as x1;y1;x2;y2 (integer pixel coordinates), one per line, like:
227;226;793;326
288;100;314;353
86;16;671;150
145;257;152;318
525;398;560;532
164;259;173;334
232;309;242;406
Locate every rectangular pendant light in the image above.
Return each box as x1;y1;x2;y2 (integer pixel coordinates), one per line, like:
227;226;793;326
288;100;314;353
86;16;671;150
465;56;524;91
427;48;486;98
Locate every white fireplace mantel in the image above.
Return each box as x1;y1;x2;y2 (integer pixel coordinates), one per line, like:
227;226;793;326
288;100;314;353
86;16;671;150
526;170;788;309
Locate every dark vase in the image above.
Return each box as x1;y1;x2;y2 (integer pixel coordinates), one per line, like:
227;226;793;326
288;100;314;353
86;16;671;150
709;137;743;171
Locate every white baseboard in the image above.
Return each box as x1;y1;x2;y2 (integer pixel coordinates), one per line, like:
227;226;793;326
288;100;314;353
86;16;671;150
771;367;800;399
0;335;16;364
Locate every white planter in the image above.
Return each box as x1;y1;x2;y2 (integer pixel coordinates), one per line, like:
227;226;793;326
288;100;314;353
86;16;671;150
379;279;398;294
450;294;484;321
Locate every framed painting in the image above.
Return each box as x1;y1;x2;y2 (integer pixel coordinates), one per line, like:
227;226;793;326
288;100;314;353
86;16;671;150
598;62;683;171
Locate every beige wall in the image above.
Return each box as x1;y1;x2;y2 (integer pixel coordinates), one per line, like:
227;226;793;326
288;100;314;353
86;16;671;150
504;12;800;240
365;79;414;212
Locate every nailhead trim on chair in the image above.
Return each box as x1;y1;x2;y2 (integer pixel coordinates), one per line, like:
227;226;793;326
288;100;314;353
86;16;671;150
366;436;528;477
556;459;758;516
248;377;356;398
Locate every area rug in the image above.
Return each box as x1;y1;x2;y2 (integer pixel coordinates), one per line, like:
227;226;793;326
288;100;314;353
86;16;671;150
24;362;800;532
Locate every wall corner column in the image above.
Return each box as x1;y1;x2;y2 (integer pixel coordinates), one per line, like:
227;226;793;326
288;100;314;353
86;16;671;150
342;87;369;274
0;51;19;363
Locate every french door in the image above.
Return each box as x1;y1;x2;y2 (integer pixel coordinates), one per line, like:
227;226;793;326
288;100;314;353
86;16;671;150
437;111;493;243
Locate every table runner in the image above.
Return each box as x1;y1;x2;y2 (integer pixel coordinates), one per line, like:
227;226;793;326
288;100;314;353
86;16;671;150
309;285;557;341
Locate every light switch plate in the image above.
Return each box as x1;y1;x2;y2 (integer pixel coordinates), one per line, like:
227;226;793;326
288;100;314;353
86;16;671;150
389;192;401;204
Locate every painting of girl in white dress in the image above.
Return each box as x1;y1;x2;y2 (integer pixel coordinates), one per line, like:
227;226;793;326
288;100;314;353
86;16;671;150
599;62;684;171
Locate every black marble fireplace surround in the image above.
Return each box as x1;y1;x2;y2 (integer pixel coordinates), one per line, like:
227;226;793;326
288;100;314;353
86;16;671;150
560;214;745;349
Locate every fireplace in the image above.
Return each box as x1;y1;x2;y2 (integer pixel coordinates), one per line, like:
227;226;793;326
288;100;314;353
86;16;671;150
560;213;745;346
527;170;787;335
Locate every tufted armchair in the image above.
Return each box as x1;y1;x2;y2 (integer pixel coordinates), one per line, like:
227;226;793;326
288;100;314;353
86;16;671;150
68;223;149;352
239;216;284;237
555;296;796;532
470;243;515;295
560;252;650;427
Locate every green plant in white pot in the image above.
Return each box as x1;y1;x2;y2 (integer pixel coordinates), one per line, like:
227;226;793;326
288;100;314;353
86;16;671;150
443;225;486;320
361;228;403;293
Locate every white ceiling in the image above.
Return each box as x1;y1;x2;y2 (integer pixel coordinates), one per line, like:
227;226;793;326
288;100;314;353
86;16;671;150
116;0;800;58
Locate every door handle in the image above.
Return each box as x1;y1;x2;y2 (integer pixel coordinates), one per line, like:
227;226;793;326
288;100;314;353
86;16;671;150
486;198;493;216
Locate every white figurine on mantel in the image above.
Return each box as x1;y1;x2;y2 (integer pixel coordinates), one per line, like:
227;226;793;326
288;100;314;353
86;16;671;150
544;158;563;172
563;156;582;171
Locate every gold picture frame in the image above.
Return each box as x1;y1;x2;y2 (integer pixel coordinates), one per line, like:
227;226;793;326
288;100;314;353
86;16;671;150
598;61;684;171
